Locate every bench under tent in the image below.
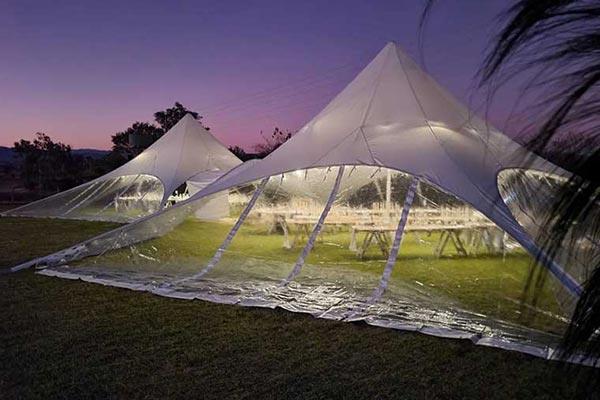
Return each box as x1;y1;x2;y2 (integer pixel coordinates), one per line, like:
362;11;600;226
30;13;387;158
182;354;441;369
18;43;599;364
2;114;242;223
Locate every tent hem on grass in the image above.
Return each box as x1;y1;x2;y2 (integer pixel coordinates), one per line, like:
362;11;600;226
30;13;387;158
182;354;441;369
36;267;598;368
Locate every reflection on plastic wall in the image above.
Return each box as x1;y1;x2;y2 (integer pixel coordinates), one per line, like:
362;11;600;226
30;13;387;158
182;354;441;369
372;176;569;344
4;174;165;223
498;168;600;313
69;182;260;284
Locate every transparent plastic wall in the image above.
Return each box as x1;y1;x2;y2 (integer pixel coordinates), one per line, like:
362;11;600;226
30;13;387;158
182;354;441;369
283;167;410;318
498;168;600;314
193;167;343;303
39;165;574;353
5;174;165;223
62;182;259;288
367;176;570;349
498;169;600;281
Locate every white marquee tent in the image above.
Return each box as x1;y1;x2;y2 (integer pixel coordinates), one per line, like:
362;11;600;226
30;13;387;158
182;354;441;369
2;114;242;222
14;43;599;363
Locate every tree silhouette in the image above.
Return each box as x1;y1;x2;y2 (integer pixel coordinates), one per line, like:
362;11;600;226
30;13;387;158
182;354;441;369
480;0;600;366
228;145;250;161
253;127;292;158
14;133;75;191
111;122;163;159
154;102;203;132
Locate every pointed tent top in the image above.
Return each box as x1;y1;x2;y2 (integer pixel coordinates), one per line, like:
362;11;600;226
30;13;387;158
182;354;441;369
180;113;198;123
137;112;235;167
164;112;199;134
216;41;513;177
103;111;241;204
194;40;556;213
161;112;203;136
178;42;569;294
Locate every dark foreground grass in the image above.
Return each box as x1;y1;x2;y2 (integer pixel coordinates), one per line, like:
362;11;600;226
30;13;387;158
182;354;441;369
0;217;120;268
2;272;599;399
1;218;599;399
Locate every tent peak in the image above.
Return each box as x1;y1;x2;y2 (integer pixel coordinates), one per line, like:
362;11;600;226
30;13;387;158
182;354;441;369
162;112;197;135
181;113;197;123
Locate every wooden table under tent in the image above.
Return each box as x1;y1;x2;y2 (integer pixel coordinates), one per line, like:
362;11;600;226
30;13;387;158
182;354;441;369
12;43;598;366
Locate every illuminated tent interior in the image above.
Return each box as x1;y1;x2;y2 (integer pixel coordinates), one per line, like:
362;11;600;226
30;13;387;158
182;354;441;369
18;42;599;362
2;114;241;223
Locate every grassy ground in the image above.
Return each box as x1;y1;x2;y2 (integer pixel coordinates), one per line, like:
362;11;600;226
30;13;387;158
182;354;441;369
0;217;120;267
1;216;599;399
82;218;566;332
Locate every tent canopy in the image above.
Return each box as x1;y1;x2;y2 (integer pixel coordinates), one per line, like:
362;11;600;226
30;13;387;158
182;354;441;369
103;113;242;202
182;42;579;293
2;114;242;222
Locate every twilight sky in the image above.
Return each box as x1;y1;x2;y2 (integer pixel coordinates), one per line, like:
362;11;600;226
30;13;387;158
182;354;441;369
0;0;518;150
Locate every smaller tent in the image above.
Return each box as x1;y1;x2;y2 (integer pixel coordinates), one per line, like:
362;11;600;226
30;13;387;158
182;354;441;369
1;114;242;222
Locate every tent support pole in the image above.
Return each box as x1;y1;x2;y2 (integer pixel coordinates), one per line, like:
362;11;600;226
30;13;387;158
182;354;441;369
366;176;418;305
176;177;270;282
282;166;346;285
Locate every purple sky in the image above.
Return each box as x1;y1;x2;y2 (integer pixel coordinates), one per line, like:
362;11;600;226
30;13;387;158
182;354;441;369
0;0;518;150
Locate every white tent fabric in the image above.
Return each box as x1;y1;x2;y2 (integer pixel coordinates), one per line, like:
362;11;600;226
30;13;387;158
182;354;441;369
2;114;241;222
13;42;599;363
163;42;581;293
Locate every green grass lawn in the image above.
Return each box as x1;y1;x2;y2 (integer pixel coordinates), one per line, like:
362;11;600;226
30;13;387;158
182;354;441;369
1;216;598;399
77;218;567;333
0;217;120;268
